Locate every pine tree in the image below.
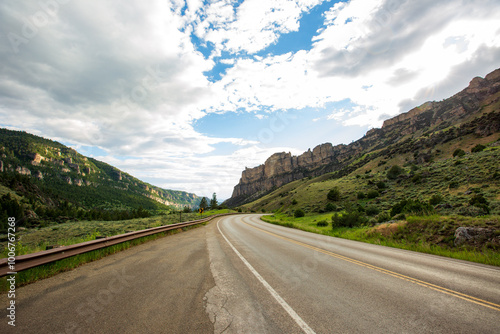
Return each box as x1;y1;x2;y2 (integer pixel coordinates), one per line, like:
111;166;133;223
210;193;218;210
199;197;208;210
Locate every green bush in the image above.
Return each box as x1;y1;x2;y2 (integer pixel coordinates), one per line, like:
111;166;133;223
469;193;489;206
327;187;341;201
390;199;434;217
291;199;298;205
429;194;443;206
411;173;423;184
376;181;387;189
366;189;380;199
453;148;465;157
357;192;366;200
324;202;336;212
332;211;368;228
458;205;489;217
387;165;404;180
294;209;305;218
365;205;380;216
471;144;486;153
449;181;459;189
376;211;391;223
316;220;328;227
469;193;490;214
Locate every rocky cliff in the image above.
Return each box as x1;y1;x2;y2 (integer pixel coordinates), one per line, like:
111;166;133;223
226;68;500;207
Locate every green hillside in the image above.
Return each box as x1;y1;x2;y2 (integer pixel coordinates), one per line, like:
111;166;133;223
243;143;499;216
0;128;200;231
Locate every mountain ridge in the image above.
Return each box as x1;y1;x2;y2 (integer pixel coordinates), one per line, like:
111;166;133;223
0;128;200;226
225;68;500;207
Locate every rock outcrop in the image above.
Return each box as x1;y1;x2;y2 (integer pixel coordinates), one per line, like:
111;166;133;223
226;68;500;207
16;166;31;176
28;153;45;165
454;227;499;247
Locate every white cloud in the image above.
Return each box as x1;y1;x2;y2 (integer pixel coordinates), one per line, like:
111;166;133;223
1;0;499;200
207;0;500;127
192;0;324;55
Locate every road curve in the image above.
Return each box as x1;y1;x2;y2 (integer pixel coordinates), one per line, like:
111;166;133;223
1;214;499;333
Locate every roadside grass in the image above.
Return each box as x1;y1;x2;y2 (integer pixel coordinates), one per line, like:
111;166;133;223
261;213;500;267
0;210;237;292
0;222;205;292
1;212;233;256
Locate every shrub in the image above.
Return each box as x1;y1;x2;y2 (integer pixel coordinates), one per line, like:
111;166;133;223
357;192;366;200
411;173;423;184
291;199;298;205
366;189;380;199
471;144;486;153
469;193;490;214
453;148;465;157
376;211;391;223
449;181;459;189
327;187;341;201
429;194;443;206
387;165;404;180
458;205;489;217
390;199;434;217
316;220;328;227
294;209;305;218
331;211;368;228
376;181;387;189
365;205;380;216
324;202;336;212
469;193;489;206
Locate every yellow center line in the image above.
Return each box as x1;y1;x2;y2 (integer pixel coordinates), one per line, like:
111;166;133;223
241;219;500;312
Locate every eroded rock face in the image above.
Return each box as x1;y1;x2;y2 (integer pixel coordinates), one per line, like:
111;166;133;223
16;166;31;175
64;176;72;185
226;68;500;207
28;153;45;165
34;170;43;180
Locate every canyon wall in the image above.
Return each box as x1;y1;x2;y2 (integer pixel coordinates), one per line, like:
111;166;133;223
225;68;500;207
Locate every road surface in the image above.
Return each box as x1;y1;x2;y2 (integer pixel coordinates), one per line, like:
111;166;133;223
1;214;499;333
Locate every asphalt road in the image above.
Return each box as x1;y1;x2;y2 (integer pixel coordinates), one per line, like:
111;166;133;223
1;214;499;333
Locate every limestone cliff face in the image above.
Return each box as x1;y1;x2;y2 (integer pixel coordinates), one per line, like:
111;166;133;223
229;142;365;205
226;68;500;207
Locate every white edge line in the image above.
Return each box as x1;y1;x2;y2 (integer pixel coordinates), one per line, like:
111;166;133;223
217;219;316;334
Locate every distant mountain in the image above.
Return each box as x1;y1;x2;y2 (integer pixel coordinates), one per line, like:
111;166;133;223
0;128;200;226
225;68;500;207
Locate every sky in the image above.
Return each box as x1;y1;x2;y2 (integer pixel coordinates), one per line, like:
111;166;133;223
1;0;500;200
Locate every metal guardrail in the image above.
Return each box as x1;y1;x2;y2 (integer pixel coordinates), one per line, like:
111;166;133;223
0;213;237;277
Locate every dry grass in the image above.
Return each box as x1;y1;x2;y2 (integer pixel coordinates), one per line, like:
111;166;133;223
372;221;407;237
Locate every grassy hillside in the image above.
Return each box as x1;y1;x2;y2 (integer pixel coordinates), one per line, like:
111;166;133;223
243;141;499;217
0;128;201;232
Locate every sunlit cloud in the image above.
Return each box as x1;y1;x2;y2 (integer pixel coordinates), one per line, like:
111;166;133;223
1;0;499;198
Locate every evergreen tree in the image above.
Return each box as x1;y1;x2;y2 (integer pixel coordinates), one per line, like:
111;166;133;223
210;193;218;210
199;197;208;210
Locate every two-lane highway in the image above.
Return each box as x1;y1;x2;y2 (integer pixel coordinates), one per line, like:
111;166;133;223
1;214;499;333
216;214;500;333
